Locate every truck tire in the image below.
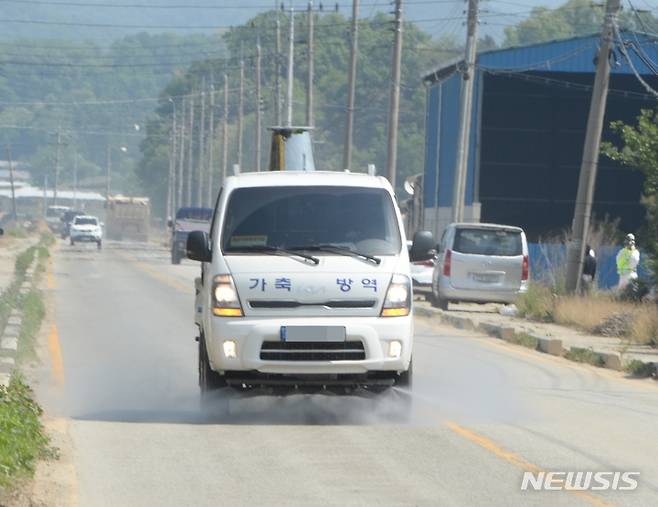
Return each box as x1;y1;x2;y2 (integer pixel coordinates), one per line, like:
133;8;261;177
198;336;227;395
97;240;102;250
396;359;413;389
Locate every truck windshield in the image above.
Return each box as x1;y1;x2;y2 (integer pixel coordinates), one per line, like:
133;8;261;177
74;218;98;226
176;207;213;221
453;228;522;256
221;186;401;256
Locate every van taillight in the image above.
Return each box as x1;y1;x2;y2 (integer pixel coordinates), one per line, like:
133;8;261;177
522;255;529;281
443;249;452;277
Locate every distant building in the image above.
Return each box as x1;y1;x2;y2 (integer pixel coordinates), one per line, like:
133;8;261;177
422;32;658;240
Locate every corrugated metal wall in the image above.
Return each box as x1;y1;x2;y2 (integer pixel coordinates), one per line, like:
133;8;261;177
423;33;657;241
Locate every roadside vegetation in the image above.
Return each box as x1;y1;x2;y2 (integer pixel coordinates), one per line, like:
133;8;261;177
517;287;658;347
0;231;55;493
0;376;55;490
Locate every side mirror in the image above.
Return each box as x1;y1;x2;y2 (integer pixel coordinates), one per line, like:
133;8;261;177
410;230;435;262
187;231;211;262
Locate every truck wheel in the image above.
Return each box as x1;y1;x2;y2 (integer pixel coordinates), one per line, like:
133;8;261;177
396;359;413;389
198;337;227;395
97;240;102;250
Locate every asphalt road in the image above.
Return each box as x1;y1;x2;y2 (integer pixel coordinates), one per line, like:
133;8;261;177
35;240;658;506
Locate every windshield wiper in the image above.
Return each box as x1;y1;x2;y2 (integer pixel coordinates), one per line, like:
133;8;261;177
227;245;319;265
291;244;381;265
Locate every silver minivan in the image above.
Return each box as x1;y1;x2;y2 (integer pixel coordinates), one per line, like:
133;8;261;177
430;223;529;310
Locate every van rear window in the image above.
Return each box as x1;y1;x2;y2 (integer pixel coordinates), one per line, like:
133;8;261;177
453;228;522;256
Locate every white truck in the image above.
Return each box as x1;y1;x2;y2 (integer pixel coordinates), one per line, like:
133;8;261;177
186;171;434;399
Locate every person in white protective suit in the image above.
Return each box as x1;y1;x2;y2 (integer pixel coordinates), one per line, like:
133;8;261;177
616;233;640;291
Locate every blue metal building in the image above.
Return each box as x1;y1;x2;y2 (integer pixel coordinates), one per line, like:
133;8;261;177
422;32;658;241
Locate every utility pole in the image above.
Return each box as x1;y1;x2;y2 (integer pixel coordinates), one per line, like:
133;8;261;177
207;77;215;205
385;0;403;188
197;78;207;206
286;3;295;126
105;141;112;204
167;98;177;219
73;151;78;210
222;73;229;182
343;0;359;170
177;97;186;210
54;128;62;205
256;39;263;172
237;55;245;170
5;144;17;221
306;1;315;127
565;0;621;293
186;95;195;207
451;0;480;223
275;7;282;125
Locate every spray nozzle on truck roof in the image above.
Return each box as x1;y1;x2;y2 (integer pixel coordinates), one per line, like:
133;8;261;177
268;126;316;172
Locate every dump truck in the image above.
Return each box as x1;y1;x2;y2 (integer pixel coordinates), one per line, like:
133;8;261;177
106;195;150;242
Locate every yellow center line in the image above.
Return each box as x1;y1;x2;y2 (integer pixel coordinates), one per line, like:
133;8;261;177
446;421;615;507
47;323;65;387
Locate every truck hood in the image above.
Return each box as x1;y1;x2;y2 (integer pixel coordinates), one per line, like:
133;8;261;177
224;254;402;318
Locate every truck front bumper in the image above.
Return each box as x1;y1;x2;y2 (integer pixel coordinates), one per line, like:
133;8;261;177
205;315;413;380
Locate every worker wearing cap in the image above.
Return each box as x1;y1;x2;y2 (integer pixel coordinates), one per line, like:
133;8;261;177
616;234;640;290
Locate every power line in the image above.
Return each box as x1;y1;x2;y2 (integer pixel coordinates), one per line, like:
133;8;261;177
0;0;461;7
613;21;658;96
0;13;471;30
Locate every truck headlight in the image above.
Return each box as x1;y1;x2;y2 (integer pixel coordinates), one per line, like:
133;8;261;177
381;274;411;317
212;274;244;317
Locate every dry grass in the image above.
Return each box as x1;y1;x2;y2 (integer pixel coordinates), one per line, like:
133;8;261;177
553;295;632;331
629;308;658;347
518;287;658;346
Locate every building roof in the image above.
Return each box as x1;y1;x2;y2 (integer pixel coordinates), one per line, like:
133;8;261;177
423;31;658;85
0;185;105;201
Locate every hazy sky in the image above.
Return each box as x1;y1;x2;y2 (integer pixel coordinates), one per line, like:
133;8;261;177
0;0;572;43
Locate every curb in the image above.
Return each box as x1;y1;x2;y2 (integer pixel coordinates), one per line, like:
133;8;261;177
0;247;41;388
414;303;656;378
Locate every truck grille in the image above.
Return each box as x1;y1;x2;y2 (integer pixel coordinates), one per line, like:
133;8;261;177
260;341;366;361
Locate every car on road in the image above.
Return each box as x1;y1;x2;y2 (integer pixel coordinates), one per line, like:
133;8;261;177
60;209;85;239
186;171;432;399
430;222;529;310
69;215;103;249
45;205;70;234
169;207;213;265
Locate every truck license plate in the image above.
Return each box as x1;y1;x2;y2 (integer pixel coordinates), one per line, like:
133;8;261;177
280;326;346;342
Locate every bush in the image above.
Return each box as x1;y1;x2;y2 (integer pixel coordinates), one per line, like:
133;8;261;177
0;376;53;488
624;359;657;378
516;283;555;321
564;347;605;367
